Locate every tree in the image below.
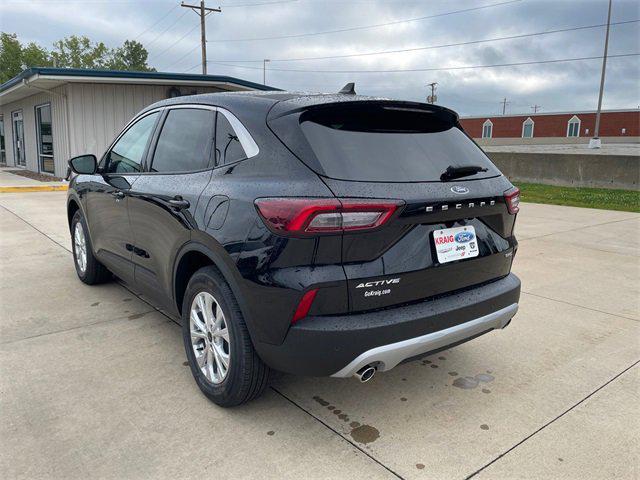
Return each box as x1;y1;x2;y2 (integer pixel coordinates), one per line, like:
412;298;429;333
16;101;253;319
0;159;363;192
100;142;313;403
0;33;26;83
50;35;110;69
108;40;155;72
0;32;156;84
21;42;52;69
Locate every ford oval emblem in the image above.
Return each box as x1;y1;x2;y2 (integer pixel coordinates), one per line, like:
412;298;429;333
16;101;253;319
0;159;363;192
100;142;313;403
455;231;475;243
451;185;469;195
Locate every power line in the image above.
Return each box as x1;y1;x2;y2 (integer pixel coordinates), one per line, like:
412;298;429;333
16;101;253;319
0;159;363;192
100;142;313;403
220;0;297;6
164;43;202;70
206;0;523;42
183;62;203;72
207;52;640;74
144;9;190;49
210;19;639;63
133;3;181;41
148;19;201;60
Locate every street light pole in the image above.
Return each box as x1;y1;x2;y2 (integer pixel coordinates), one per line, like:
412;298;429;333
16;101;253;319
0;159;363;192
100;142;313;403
263;59;270;85
590;0;612;149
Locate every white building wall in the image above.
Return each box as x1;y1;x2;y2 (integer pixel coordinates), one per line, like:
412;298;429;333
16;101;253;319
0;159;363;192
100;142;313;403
1;82;226;177
0;85;69;176
66;83;225;161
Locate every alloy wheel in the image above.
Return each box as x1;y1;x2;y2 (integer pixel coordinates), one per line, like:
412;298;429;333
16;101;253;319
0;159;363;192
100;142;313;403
74;222;87;273
189;292;231;384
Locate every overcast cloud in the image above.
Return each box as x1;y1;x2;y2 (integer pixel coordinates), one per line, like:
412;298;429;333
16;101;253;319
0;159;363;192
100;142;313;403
1;0;639;115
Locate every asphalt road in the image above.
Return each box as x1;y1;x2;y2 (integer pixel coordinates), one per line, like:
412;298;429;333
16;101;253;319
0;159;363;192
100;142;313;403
1;191;638;479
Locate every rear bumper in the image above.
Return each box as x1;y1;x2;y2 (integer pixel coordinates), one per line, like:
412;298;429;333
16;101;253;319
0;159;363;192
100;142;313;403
332;303;517;377
255;273;521;376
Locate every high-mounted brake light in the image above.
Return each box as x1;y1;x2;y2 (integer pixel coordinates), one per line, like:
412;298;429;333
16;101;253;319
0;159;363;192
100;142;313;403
504;187;520;214
254;198;403;235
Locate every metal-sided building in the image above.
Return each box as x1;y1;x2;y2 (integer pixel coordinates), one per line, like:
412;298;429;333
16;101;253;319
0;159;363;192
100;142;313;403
0;68;272;178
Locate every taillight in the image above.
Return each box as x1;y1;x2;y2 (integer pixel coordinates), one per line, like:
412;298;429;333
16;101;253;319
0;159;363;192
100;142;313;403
254;198;403;235
504;187;520;214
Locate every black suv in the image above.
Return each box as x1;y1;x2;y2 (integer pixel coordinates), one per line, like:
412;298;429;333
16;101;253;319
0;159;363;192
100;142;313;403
67;91;521;406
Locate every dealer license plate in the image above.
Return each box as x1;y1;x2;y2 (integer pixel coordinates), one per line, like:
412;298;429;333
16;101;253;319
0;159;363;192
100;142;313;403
433;226;479;264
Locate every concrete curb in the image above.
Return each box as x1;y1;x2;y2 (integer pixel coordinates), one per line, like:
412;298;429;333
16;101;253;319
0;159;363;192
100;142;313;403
0;185;69;193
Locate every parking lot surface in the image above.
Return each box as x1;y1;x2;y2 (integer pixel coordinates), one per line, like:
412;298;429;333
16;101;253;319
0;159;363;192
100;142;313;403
1;191;638;479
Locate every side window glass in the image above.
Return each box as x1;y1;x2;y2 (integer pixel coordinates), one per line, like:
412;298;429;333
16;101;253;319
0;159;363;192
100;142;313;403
215;112;247;166
105;112;159;173
150;109;215;173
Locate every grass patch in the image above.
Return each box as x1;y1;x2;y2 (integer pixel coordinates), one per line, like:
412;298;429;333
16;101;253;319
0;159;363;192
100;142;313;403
516;182;640;213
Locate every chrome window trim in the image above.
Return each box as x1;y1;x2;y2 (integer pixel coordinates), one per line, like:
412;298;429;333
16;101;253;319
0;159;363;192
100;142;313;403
214;106;259;159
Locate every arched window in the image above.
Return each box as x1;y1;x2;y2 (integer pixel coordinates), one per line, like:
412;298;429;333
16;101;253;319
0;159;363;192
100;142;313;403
482;119;493;138
522;117;534;138
567;115;581;137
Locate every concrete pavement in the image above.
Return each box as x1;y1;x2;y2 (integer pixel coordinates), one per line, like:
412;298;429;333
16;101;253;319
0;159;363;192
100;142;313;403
0;191;638;479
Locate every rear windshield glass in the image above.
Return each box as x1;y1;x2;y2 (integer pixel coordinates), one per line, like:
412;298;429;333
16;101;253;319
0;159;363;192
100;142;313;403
298;105;500;182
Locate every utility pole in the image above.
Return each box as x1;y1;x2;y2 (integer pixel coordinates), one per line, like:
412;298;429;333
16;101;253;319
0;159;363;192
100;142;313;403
500;98;510;115
590;0;612;149
531;104;541;113
181;1;221;75
427;82;437;104
263;59;270;85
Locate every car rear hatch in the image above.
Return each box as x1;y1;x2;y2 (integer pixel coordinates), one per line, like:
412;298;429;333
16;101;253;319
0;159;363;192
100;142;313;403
268;99;519;313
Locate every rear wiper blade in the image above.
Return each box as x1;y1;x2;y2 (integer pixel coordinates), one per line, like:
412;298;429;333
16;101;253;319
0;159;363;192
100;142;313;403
440;165;488;182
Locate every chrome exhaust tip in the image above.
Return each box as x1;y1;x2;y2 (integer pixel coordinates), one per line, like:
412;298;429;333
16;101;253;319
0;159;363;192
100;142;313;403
354;365;376;383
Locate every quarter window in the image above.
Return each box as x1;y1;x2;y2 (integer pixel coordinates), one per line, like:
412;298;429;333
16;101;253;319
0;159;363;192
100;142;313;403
522;117;534;138
105;112;159;173
150;108;215;173
215;112;247;166
567;115;580;137
482;119;493;138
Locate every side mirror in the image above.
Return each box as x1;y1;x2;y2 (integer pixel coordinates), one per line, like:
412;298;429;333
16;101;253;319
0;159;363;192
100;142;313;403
68;154;97;175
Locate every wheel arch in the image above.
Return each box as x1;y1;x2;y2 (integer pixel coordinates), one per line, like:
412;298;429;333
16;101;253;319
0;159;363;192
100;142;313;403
67;196;81;230
173;242;253;336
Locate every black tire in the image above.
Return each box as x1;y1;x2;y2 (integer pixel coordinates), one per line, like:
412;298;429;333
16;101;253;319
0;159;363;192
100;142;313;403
71;210;111;285
182;266;270;407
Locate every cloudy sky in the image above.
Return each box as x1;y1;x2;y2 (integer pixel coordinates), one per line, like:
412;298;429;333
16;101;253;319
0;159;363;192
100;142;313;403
1;0;639;115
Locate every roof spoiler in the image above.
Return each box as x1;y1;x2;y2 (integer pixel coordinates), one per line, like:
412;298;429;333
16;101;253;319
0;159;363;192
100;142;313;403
338;82;356;95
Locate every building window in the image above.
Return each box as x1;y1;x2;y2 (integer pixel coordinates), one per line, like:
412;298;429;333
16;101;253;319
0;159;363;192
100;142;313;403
566;115;581;137
35;104;54;174
0;115;5;164
522;117;534;138
482;119;493;139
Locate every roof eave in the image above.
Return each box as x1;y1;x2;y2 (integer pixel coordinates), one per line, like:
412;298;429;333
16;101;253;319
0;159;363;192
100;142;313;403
0;67;279;101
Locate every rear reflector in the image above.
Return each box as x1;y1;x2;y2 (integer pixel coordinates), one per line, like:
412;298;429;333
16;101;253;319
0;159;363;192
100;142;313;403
292;289;318;324
254;197;403;235
504;187;520;214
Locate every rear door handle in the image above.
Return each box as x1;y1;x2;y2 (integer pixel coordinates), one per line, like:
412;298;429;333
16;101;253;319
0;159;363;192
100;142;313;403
168;197;190;210
111;191;125;199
